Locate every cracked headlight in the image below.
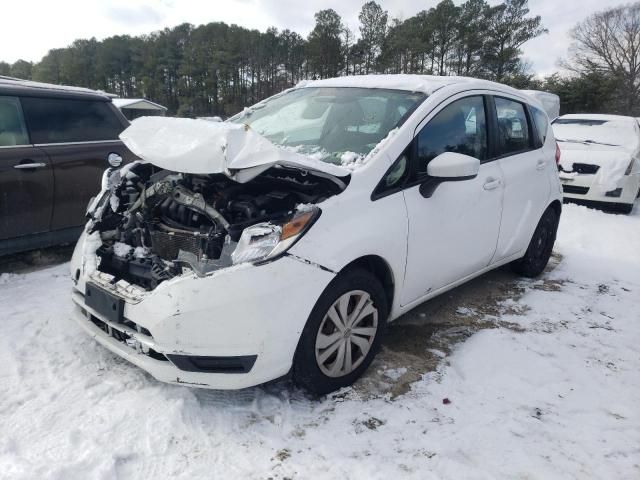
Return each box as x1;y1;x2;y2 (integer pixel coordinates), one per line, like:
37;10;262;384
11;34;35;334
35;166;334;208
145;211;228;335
231;207;320;265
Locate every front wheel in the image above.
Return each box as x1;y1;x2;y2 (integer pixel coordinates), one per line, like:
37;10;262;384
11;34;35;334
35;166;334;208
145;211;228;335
293;269;388;395
511;207;559;278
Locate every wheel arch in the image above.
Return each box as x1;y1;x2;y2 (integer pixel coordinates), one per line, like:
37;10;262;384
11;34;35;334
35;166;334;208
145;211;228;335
339;255;395;315
548;199;562;218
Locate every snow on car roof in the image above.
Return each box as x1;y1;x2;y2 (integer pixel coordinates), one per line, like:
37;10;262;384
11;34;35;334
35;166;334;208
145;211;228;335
557;113;638;124
112;98;168;110
296;74;518;95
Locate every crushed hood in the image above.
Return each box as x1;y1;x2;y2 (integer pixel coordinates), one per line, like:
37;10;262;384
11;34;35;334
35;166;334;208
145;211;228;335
120;117;350;183
558;142;635;193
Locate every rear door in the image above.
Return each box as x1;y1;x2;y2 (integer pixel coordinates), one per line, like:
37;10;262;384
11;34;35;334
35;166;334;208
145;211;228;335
20;97;132;231
0;96;54;240
491;96;551;260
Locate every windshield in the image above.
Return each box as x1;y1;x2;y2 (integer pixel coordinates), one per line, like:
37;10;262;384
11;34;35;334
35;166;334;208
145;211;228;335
229;87;426;166
552;118;636;147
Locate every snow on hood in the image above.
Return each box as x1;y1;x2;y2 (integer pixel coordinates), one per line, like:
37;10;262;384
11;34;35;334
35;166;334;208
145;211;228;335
119;117;350;183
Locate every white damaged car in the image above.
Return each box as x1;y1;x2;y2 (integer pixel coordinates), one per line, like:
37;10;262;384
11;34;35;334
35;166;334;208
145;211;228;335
70;75;562;394
554;114;640;214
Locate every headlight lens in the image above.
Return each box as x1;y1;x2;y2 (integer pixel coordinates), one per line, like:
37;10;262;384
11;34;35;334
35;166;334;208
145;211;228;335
231;208;319;265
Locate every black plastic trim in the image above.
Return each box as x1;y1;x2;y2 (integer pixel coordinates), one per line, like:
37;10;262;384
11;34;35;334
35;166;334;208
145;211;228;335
562;184;589;195
419;174;478;198
167;354;258;374
85;282;125;323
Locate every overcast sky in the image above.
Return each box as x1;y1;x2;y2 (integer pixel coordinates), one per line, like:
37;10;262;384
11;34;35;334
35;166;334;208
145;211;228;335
1;0;623;76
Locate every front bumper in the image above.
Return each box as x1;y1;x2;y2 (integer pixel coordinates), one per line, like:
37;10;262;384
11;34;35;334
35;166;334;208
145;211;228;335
70;250;335;389
560;172;640;206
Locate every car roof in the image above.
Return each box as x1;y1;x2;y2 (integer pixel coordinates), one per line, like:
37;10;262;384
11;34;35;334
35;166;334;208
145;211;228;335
0;76;111;101
296;74;523;96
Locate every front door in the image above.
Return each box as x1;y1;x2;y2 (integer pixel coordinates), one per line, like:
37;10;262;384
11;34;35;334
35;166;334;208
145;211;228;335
400;95;503;306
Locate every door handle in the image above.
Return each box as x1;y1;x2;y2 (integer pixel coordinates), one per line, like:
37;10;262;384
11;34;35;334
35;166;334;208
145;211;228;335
14;162;46;170
483;178;501;190
536;159;546;170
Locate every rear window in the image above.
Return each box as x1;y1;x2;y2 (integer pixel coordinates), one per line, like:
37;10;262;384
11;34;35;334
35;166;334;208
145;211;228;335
0;96;29;146
21;97;124;144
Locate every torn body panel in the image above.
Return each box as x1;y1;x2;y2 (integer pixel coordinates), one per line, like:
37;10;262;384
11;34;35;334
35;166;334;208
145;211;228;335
119;117;350;182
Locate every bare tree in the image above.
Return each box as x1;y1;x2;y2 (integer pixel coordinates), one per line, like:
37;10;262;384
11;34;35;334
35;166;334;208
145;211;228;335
568;3;640;114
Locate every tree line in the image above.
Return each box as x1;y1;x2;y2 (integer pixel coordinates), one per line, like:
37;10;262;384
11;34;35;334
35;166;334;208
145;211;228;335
1;1;639;117
0;0;546;117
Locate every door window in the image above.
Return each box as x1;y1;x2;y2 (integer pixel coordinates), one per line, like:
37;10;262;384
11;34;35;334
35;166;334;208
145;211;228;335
0;96;29;146
494;97;531;155
416;96;487;175
21;97;124;144
530;106;549;147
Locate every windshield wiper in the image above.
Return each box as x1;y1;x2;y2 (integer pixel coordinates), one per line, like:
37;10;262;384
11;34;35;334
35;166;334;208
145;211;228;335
556;138;620;147
582;139;620;147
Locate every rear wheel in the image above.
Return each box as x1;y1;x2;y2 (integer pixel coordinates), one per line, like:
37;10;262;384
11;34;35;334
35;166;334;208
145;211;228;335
293;269;387;395
511;207;559;278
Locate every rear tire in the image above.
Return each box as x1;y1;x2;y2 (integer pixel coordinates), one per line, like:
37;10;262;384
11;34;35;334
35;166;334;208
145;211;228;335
293;269;388;395
511;207;559;278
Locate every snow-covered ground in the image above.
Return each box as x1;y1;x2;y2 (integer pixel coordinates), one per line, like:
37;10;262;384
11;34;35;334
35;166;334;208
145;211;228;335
1;203;639;480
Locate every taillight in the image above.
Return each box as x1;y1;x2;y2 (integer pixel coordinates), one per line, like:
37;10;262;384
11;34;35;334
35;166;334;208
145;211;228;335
555;142;561;165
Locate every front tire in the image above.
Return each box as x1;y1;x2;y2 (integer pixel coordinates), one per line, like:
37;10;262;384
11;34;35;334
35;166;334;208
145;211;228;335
293;269;388;395
511;207;559;278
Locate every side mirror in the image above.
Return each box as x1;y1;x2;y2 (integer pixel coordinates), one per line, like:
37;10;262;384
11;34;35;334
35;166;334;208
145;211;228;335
420;152;480;198
426;151;479;180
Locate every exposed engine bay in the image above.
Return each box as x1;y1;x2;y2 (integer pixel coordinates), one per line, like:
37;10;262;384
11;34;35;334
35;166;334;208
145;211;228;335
86;162;345;290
